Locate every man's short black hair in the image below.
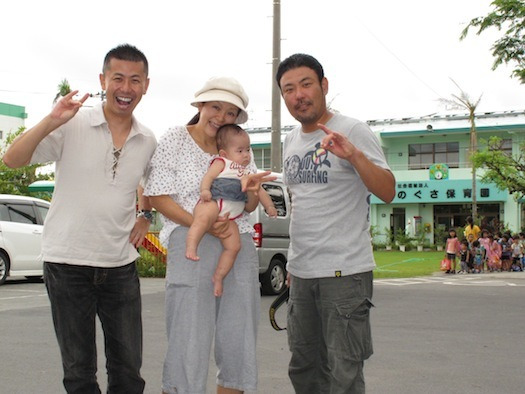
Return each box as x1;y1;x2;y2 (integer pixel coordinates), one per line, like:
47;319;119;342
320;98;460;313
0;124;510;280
276;53;324;89
103;44;149;77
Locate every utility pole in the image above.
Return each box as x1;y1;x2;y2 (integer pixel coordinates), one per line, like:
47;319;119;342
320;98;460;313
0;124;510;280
469;109;478;223
270;0;281;173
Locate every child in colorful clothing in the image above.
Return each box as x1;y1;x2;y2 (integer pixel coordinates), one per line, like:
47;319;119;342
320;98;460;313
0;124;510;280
466;233;475;248
471;240;484;273
458;239;471;274
466;234;476;271
510;236;523;271
519;232;525;269
478;230;491;273
445;228;461;274
486;234;502;271
499;233;512;271
186;124;277;296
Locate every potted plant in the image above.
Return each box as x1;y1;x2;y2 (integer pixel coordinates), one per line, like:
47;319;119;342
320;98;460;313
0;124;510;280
395;228;412;252
434;225;447;251
384;227;394;251
415;224;426;252
369;225;381;250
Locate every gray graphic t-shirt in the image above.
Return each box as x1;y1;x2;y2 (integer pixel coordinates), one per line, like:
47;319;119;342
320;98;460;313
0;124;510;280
283;113;390;279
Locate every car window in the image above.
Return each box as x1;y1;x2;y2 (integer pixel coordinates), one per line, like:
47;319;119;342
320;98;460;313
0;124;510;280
0;204;9;221
262;184;287;217
6;203;38;224
36;204;49;223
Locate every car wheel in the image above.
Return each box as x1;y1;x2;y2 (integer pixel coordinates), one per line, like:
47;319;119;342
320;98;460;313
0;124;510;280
261;257;287;295
0;251;9;285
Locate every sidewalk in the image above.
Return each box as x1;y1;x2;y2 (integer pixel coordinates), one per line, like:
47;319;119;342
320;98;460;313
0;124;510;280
433;269;525;279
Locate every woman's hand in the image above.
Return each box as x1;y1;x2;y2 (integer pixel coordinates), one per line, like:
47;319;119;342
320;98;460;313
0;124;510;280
208;213;231;239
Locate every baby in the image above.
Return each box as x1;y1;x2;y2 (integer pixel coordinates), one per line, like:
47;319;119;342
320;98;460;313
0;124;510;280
186;124;277;296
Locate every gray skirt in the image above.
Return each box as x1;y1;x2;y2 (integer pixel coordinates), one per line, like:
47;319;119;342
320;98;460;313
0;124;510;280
162;226;260;393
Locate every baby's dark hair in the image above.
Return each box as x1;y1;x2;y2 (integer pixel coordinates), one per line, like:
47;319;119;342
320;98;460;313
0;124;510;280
216;124;248;151
473;240;480;247
461;239;469;246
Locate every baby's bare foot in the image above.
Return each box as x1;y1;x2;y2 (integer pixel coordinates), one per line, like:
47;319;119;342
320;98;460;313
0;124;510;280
185;248;200;261
212;277;223;297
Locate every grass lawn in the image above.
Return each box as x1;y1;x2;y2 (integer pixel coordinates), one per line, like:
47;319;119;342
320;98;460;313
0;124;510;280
373;250;444;278
137;248;446;279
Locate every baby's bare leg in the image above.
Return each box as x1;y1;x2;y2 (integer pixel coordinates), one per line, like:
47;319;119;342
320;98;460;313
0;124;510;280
186;201;219;261
213;221;241;297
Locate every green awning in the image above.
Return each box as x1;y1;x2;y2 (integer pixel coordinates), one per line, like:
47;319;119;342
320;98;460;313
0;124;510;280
28;180;55;192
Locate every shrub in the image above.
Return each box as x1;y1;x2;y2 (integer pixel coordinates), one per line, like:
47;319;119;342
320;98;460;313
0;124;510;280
136;248;166;278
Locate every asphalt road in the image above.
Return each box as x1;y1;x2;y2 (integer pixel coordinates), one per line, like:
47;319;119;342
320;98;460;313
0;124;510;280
1;272;524;393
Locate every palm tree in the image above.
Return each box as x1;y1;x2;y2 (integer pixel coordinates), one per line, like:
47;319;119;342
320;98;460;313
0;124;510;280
53;78;71;104
439;79;482;222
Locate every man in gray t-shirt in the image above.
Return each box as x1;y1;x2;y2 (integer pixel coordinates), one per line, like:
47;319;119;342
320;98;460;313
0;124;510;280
277;53;395;393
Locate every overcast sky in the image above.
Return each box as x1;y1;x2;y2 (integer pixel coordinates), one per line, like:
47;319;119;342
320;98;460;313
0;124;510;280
2;0;524;138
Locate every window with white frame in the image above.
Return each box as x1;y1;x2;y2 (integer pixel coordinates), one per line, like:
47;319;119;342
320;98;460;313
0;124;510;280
408;142;459;169
253;147;273;170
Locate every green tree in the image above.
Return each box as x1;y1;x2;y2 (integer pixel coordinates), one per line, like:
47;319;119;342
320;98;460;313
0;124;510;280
53;78;71;104
472;136;525;199
0;127;53;198
460;0;525;83
439;80;482;222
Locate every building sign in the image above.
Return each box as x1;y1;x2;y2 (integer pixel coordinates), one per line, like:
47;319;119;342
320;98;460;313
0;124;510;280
429;163;449;180
371;179;507;204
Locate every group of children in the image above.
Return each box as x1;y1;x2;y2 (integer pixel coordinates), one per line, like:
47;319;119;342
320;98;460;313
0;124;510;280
444;228;525;274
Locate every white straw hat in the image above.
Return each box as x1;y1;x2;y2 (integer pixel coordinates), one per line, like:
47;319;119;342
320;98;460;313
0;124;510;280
191;76;249;124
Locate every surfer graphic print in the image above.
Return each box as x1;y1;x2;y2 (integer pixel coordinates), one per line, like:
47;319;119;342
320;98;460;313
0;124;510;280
284;142;331;184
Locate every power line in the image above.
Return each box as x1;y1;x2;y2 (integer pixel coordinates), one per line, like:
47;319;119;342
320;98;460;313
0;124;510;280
353;16;445;100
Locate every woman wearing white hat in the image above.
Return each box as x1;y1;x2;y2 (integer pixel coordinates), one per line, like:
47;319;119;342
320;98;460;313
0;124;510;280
145;77;267;394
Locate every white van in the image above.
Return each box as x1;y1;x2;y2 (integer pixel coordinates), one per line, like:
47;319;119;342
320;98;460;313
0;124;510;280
249;175;291;295
0;194;50;284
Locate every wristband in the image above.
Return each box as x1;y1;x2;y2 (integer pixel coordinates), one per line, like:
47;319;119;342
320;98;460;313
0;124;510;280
137;209;153;222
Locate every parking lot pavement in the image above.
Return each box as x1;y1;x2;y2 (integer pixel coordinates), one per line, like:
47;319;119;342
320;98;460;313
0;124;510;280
0;278;48;312
2;274;524;393
368;272;525;394
0;277;292;394
375;270;525;287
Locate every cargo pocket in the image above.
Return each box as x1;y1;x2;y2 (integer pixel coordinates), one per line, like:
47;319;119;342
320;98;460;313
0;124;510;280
330;298;374;362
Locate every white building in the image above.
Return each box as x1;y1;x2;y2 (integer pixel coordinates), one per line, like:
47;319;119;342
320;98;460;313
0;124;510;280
0;102;27;143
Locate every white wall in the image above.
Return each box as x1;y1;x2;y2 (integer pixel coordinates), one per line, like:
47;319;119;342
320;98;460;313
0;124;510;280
0;114;24;143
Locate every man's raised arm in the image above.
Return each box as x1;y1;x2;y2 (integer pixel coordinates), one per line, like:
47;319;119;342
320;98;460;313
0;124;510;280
2;90;89;168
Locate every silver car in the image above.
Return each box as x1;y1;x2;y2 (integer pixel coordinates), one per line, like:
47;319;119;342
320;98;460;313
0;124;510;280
0;194;50;284
249;176;291;295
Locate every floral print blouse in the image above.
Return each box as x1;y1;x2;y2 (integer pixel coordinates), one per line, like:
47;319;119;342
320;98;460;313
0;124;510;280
144;125;257;246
